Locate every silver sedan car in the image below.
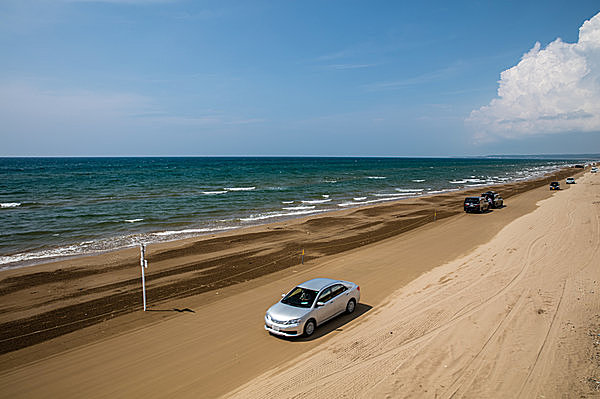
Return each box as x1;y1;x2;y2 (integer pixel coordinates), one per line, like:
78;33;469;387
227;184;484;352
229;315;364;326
265;278;360;337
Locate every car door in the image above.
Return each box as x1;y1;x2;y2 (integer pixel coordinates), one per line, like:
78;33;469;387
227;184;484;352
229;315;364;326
315;287;336;323
330;284;348;315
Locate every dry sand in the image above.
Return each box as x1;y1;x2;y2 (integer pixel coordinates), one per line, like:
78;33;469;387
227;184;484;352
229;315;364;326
227;171;600;398
0;168;598;398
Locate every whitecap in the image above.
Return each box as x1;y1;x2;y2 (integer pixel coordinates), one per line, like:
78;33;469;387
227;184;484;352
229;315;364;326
1;202;21;208
322;194;330;198
301;199;332;204
282;205;315;211
240;209;328;222
449;180;467;184
412;179;425;183
353;197;367;201
366;176;386;179
395;188;424;192
281;201;294;204
154;226;237;237
203;190;228;195
373;193;416;197
225;187;255;191
124;219;143;223
339;201;363;207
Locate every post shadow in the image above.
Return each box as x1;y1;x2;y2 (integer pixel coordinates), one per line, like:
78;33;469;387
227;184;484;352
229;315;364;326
146;308;195;313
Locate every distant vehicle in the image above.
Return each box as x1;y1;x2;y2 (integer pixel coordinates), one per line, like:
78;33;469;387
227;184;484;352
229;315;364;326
265;278;360;337
464;196;489;213
575;164;585;168
550;181;560;190
592;167;598;173
566;177;575;184
481;191;504;208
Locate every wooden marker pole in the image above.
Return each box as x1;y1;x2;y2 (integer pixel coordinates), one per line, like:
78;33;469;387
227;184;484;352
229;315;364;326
140;244;148;311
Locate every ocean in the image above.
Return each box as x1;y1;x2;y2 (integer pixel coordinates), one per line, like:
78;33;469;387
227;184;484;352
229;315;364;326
0;157;583;269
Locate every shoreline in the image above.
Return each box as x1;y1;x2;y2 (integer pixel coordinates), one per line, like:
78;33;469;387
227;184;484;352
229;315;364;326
0;163;583;272
0;166;584;357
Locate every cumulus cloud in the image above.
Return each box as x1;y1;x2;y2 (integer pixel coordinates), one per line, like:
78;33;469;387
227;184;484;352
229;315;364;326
467;12;600;141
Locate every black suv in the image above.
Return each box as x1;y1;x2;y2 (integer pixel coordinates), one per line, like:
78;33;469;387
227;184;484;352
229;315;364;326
481;191;504;208
550;181;560;190
464;196;489;213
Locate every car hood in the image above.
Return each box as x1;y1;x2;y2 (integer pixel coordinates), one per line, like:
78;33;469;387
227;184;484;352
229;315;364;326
266;302;312;321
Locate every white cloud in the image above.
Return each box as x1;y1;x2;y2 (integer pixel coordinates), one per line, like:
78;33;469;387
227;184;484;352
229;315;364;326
467;12;600;141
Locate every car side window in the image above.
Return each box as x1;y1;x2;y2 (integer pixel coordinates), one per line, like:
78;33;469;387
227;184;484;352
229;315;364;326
317;287;333;303
331;284;347;298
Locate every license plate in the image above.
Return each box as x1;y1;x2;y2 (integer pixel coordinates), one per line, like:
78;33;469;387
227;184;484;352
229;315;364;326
272;325;279;332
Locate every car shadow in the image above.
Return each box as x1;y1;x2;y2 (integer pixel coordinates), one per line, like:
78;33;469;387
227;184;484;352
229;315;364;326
272;303;373;342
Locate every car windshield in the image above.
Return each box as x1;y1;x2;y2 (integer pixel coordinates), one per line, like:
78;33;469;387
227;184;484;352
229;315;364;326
281;287;318;308
465;198;479;203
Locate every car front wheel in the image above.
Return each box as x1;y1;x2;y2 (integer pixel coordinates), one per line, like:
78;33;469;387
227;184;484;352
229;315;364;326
304;319;316;337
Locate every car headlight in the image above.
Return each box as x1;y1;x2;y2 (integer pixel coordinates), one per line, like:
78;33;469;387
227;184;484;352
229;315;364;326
281;318;301;325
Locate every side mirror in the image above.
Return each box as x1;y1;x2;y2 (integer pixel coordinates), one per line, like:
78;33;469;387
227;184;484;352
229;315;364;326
281;294;286;298
316;301;325;307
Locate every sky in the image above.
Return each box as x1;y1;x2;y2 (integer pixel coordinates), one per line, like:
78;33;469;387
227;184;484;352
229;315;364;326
1;0;599;157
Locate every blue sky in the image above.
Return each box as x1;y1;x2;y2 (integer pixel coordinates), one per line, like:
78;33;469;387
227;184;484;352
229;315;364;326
1;0;599;156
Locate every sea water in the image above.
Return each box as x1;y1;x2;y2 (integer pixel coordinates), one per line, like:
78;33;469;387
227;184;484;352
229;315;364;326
0;157;583;268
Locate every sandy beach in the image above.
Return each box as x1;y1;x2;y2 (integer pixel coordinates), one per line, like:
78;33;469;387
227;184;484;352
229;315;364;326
0;166;598;398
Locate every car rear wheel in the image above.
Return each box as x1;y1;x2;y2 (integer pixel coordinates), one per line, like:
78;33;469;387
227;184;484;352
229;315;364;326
346;299;356;314
304;319;316;337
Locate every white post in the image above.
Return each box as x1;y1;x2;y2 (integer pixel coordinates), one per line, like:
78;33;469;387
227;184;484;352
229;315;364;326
140;244;147;311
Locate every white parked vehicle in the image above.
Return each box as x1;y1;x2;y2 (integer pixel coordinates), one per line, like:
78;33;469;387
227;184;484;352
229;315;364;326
566;177;575;184
265;278;360;337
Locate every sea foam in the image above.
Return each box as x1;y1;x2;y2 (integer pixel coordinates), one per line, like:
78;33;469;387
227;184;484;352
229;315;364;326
225;187;256;191
301;199;332;204
153;226;236;237
1;202;21;208
282;205;316;211
203;190;228;195
395;188;424;192
240;209;328;222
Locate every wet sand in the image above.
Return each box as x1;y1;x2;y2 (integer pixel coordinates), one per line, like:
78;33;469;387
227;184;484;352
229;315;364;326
1;166;596;398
